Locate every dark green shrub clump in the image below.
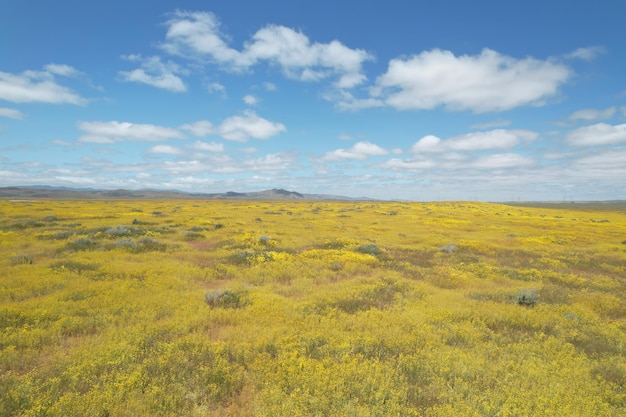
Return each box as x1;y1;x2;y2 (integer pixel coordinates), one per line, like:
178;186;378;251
50;261;99;274
357;244;382;256
104;225;143;237
515;289;539;307
205;289;244;308
11;255;33;265
65;238;98;252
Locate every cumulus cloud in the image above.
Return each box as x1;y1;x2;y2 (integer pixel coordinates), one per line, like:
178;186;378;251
565;123;626;146
470;120;511;129
568;107;616;122
470;153;534;168
262;82;277;91
376;158;434;171
77;112;285;144
44;64;81;77
411;129;537;153
217;110;286;142
564;46;606;61
0;66;87;105
319;141;388;161
161;11;372;88
180;120;213;136
243;152;296;172
149;145;183;155
575;148;626;168
191;140;223;152
329;89;384;111
119;55;187;92
78;121;186;143
206;82;226;95
243;94;258;105
0;107;24;119
369;48;570;113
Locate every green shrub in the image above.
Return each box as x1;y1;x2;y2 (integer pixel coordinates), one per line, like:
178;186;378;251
11;255;33;265
106;239;138;251
50;260;99;273
357;244;381;256
205;289;243;308
104;225;143;237
182;231;204;240
65;238;98;251
137;237;167;252
53;231;76;240
514;289;539;307
440;243;458;254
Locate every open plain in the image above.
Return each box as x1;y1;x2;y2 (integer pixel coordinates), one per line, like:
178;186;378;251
1;199;625;416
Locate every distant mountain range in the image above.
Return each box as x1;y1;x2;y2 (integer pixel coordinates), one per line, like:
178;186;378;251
0;186;372;201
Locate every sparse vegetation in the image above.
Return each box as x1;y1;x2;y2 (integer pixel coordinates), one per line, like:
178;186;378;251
1;199;625;416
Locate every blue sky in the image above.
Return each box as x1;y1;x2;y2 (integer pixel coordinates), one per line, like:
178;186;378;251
1;0;625;200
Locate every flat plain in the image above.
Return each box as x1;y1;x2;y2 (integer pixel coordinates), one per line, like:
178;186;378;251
1;199;625;416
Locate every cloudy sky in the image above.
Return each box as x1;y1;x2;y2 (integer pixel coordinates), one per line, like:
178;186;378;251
1;0;625;200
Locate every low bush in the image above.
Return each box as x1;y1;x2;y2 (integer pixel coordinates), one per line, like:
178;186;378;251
357;244;382;256
50;260;99;273
65;238;98;252
514;289;539;307
205;289;244;308
11;255;33;265
440;243;458;254
104;225;143;237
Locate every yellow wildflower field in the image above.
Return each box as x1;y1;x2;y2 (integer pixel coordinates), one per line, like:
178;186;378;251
1;199;625;416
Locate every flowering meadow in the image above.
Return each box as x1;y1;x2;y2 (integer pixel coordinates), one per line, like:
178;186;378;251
1;199;625;416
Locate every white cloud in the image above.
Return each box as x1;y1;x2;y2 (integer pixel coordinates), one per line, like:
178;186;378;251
575;148;626;168
370;48;570;112
470;153;534;168
410;135;442;153
376;158;434;171
565;123;626;146
568;107;616;122
262;82;277;91
337;133;353;141
217;110;286;142
470;120;511;129
191;140;223;152
180;120;213;136
243;94;258;105
411;129;537;153
330;89;384;110
0;107;24;119
77;113;285;144
564;46;606;61
0;67;87;105
44;64;81;77
149;145;183;155
119;55;187;92
243;152;296;172
319;141;388;161
78;121;186;143
206;82;226;95
161;11;372;88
